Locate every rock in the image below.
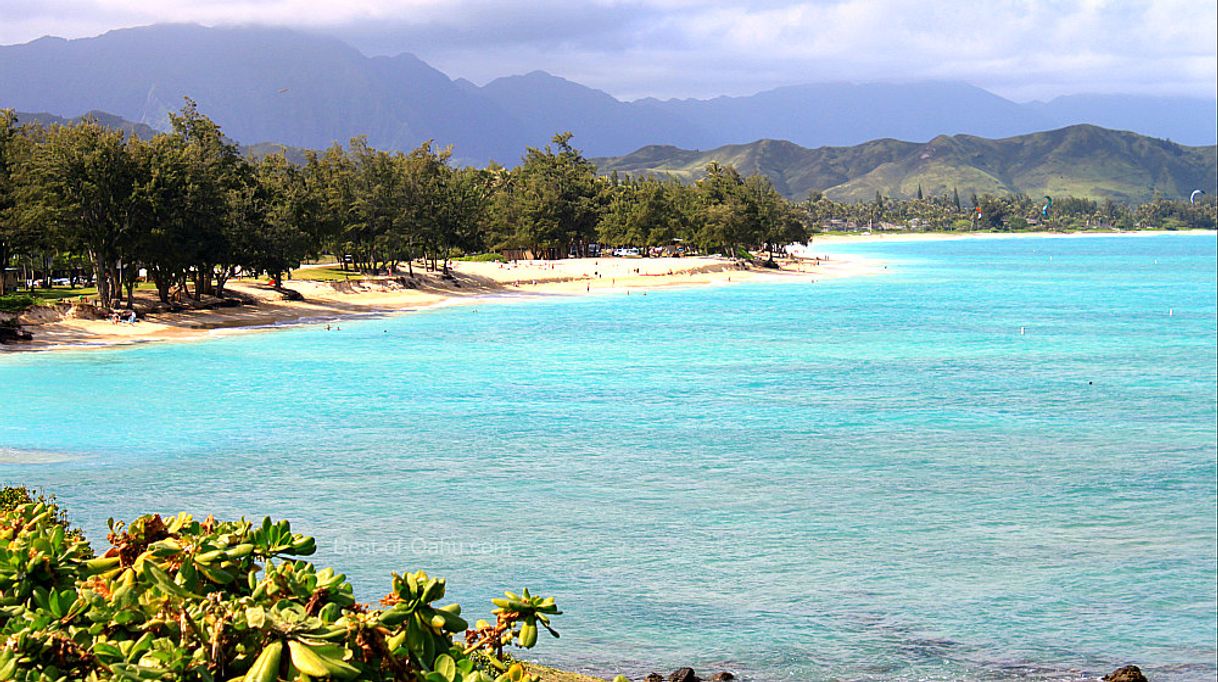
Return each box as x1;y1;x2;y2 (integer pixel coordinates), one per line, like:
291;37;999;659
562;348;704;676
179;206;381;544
708;674;735;681
644;675;664;682
65;302;106;320
0;325;33;344
1103;666;1148;682
668;668;699;682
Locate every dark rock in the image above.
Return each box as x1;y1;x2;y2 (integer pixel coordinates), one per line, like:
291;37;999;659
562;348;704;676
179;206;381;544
0;325;33;343
644;675;664;682
668;668;699;682
708;674;735;681
1103;665;1148;682
277;287;304;301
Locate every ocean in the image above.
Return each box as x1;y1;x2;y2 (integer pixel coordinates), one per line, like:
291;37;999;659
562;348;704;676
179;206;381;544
2;233;1215;681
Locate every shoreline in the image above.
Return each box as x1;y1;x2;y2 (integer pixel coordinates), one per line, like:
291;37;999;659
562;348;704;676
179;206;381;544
810;227;1215;244
0;253;881;354
3;229;1211;355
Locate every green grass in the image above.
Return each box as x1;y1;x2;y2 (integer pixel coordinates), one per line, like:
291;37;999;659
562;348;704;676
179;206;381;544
26;285;101;302
2;286;102;310
0;283;167;311
30;283;158;301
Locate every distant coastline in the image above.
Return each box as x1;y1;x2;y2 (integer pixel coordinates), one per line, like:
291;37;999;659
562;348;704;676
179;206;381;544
810;227;1217;245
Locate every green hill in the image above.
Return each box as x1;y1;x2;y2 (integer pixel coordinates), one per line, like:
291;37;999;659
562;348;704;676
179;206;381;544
595;125;1218;203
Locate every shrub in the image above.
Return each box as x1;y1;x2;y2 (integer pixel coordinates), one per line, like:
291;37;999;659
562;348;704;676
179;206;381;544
0;295;37;314
0;498;560;681
453;254;506;263
0;486;82;543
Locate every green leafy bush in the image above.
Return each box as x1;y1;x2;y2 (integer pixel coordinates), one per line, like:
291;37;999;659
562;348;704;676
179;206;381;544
0;295;37;314
452;254;506;263
0;499;560;681
0;487;83;544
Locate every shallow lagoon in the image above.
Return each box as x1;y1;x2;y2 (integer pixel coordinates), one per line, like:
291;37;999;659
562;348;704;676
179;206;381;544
2;234;1215;681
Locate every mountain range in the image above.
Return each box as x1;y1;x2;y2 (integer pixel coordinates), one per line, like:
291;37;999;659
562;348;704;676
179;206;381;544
596;125;1217;203
2;24;1216;164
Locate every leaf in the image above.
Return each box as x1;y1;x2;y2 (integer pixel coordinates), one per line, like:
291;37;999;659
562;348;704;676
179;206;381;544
246;605;266;629
434;654;457;682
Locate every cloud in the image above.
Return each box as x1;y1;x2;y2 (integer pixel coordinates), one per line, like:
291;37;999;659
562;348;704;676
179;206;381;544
1;0;1214;101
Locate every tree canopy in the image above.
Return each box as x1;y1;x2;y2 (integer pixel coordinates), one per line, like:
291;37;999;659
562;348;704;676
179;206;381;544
1;102;1212;305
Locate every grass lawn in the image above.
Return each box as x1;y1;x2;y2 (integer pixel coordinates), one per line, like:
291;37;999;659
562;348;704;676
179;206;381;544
2;286;99;305
31;282;160;301
0;283;168;312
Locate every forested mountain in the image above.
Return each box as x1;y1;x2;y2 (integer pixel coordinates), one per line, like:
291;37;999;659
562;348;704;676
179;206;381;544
595;125;1218;202
0;25;523;162
12;111;160;140
13;110;315;164
2;24;1215;164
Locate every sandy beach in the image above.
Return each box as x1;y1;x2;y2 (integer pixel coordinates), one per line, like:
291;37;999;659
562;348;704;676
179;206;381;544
1;251;879;352
5;229;1210;353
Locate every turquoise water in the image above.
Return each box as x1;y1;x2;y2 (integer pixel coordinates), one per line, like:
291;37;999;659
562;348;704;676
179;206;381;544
1;234;1215;681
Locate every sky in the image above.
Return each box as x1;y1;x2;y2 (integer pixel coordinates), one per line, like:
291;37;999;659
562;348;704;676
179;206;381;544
1;0;1215;102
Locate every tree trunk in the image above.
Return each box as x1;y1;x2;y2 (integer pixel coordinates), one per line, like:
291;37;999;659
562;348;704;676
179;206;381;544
214;266;233;298
153;271;172;304
90;252;111;309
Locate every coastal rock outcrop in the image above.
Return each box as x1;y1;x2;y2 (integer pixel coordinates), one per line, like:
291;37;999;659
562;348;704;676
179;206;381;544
642;667;735;682
1103;665;1149;682
0;324;34;344
667;669;698;682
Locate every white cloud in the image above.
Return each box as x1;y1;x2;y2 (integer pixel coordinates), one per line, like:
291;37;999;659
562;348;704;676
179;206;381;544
1;0;1214;100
